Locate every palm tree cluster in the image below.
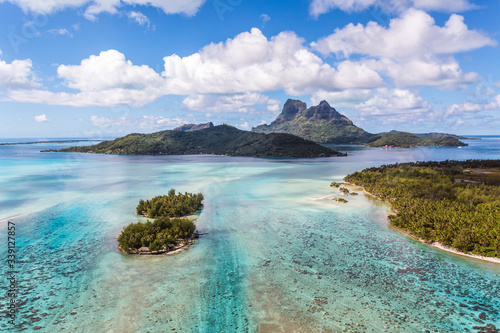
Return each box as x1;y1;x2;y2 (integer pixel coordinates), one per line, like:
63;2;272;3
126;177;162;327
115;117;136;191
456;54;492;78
344;160;500;257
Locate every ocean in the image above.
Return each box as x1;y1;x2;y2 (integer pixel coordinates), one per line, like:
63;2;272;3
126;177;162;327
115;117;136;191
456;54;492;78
1;137;499;332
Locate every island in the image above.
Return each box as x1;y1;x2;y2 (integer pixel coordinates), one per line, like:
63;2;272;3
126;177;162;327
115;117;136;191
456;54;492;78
118;189;203;255
364;131;468;148
136;189;204;218
252;99;467;147
344;160;500;259
44;124;346;158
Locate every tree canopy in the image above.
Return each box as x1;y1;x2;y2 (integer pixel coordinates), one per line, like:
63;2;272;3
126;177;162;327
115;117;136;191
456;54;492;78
118;217;196;253
344;160;500;257
136;189;204;218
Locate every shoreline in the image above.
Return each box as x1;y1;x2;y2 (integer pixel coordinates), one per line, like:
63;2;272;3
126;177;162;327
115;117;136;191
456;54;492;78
0;214;22;224
344;182;500;264
120;234;198;256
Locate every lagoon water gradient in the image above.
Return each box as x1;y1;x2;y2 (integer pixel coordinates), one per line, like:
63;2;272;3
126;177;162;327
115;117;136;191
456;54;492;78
1;138;500;332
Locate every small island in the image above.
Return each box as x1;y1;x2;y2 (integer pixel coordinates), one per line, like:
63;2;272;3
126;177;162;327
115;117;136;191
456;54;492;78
118;189;204;255
364;131;467;148
344;160;500;259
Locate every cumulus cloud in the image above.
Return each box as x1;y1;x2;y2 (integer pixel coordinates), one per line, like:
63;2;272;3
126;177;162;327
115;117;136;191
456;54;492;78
309;0;477;17
181;92;281;114
312;10;495;90
0;0;206;20
162;28;383;96
58;49;163;92
34;114;50;122
313;10;494;58
3;49;165;107
446;97;500;116
312;88;433;123
90;115;187;129
0;56;40;90
239;121;250;129
356;88;432;115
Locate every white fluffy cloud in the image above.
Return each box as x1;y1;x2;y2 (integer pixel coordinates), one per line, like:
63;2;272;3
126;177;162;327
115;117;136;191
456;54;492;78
5;49;166;107
313;88;431;118
0;0;206;19
312;10;495;90
6;29;384;107
181;92;281;114
58;50;163;92
0;57;39;90
90;115;187;129
356;88;432;115
446;97;500;116
309;0;477;17
162;28;383;96
313;10;494;58
34;114;50;122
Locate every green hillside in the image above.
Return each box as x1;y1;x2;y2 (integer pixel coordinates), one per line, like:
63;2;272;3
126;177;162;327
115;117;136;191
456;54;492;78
365;131;467;148
50;124;345;158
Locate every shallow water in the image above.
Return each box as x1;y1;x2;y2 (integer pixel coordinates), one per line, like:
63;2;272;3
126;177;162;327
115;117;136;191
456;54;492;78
1;138;499;332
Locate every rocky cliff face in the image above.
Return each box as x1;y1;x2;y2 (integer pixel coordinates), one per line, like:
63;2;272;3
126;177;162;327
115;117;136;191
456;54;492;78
174;122;214;131
252;99;372;144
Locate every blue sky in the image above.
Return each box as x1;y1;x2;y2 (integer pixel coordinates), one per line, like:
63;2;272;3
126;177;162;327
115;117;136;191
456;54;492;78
0;0;499;138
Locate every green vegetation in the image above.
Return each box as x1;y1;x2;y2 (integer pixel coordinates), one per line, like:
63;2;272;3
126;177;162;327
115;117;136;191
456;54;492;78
350;192;359;196
365;131;466;148
330;181;342;188
332;197;348;203
118;217;196;253
344;160;500;257
51;124;345;158
136;189;204;218
252;99;373;144
339;187;350;194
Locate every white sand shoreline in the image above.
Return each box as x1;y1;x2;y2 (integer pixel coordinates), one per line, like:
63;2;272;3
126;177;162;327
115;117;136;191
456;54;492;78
343;182;500;264
425;241;500;264
0;214;22;224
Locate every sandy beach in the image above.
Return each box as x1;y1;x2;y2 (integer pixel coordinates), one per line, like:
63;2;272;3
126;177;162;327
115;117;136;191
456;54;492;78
345;182;500;265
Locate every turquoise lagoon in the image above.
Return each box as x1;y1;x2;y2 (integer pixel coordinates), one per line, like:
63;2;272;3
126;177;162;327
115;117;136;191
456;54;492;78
1;137;500;332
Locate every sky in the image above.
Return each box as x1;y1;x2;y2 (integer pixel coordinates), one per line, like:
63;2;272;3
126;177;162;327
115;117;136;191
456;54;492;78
0;0;499;138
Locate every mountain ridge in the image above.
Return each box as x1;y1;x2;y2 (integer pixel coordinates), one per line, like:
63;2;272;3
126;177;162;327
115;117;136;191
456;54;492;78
253;99;467;147
252;99;373;144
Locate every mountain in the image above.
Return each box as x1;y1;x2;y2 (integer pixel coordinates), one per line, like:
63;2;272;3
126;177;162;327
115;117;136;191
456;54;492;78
252;99;373;144
48;125;346;158
365;131;467;148
173;122;214;131
252;99;467;147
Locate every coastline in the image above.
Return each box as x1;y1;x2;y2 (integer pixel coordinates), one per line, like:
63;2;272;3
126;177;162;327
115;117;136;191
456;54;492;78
344;182;500;264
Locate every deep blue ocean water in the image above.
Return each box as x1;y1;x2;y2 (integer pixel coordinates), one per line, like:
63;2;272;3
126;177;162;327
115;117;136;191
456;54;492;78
0;137;499;332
